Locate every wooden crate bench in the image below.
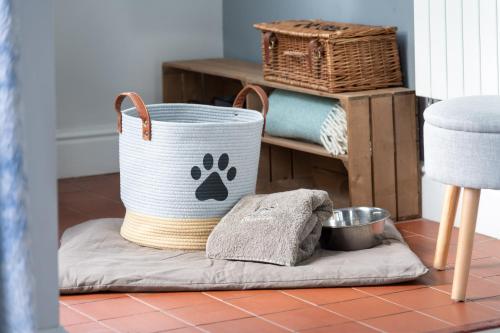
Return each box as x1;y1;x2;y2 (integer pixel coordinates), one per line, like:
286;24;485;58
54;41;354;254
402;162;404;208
162;58;420;221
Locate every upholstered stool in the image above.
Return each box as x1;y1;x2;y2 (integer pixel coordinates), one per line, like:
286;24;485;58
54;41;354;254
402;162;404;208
424;96;500;301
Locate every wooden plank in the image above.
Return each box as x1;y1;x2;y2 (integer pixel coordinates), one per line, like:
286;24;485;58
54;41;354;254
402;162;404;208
270;146;292;182
163;58;261;82
181;71;204;103
394;92;420;220
334;87;411;99
164;67;243;104
162;67;184;103
310;155;349;208
292;151;312;179
273;151;313;193
203;74;242;104
370;95;397;218
342;96;373;207
256;143;272;194
262;134;348;162
258;150;351;208
163;58;412;100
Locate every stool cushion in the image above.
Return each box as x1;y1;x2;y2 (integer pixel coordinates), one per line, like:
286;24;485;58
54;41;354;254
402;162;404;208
424;96;500;189
424;95;500;133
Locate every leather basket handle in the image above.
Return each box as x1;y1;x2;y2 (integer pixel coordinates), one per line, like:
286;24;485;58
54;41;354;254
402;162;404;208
233;84;269;132
114;92;152;141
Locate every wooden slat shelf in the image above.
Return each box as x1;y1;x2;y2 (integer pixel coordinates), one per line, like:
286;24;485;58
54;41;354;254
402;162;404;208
163;58;411;101
162;58;421;221
262;134;348;162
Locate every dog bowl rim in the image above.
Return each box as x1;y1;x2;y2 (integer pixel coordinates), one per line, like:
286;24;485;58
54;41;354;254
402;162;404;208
323;206;390;229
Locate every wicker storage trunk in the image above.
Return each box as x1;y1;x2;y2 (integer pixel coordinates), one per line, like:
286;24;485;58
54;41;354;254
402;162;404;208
254;20;403;93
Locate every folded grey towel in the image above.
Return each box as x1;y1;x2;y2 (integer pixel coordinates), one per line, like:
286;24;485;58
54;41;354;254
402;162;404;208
206;189;333;266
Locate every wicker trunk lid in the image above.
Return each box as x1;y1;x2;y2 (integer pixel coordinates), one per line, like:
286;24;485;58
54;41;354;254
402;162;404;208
254;20;403;93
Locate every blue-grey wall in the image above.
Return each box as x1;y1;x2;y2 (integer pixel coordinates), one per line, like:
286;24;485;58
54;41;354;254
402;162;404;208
223;0;414;88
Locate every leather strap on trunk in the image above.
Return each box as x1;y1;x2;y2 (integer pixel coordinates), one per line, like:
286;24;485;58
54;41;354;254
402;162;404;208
263;32;277;65
307;39;323;74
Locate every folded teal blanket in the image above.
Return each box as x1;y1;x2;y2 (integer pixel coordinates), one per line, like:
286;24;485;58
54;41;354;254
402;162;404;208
266;90;347;155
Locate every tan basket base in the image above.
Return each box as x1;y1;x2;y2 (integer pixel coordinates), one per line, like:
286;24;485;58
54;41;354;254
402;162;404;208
120;211;220;250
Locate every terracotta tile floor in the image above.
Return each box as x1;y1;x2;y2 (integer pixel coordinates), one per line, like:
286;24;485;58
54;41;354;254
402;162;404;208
59;173;500;333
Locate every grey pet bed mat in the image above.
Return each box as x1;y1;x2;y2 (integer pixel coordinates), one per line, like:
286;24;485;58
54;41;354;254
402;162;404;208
59;219;428;294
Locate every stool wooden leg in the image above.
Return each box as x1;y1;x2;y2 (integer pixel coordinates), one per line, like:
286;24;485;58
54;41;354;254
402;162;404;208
452;188;481;301
434;185;461;270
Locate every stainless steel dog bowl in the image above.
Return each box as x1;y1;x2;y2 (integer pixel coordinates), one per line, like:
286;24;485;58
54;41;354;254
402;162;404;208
320;207;389;251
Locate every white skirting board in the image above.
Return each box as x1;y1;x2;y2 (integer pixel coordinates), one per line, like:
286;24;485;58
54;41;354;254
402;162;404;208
57;124;119;179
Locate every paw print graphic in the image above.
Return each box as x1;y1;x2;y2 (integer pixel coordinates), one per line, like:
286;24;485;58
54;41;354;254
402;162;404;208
191;153;236;201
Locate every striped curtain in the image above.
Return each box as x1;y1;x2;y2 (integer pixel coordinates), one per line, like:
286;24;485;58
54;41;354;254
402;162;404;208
0;0;35;332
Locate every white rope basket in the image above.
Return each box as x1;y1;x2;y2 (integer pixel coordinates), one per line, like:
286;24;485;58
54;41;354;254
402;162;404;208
114;85;267;250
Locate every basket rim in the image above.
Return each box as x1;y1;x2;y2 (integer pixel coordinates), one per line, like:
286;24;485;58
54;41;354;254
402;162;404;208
254;19;397;38
121;103;264;126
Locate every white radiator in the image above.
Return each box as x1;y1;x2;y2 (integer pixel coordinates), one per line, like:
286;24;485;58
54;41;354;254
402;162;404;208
415;0;500;99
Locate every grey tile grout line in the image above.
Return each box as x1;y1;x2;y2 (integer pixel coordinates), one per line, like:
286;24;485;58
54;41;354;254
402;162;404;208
59;295;126;306
401;234;420;239
400;232;419;238
399;236;500;271
418;256;500;288
350;286;427;297
353;288;456;328
278;290;387;333
461;265;500;279
393;220;422;225
423;271;500;303
472;298;500;312
201;292;295;332
397;225;496;245
59;301;123;333
126;294;208;333
402;234;490;252
426;285;456;296
203;291;274;301
407;231;496;248
366;277;500;311
427;283;500;306
483;276;500;285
